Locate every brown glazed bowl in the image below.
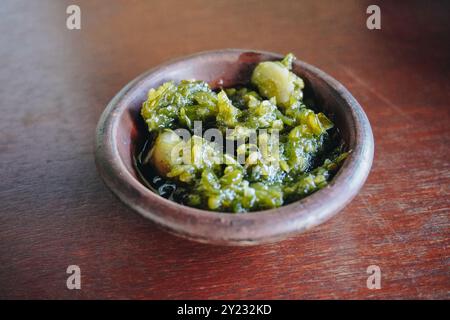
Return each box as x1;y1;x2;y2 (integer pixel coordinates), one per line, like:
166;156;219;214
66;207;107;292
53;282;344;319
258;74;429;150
95;49;374;245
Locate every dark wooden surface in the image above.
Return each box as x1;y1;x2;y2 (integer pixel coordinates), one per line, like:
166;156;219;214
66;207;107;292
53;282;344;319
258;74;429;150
0;0;449;299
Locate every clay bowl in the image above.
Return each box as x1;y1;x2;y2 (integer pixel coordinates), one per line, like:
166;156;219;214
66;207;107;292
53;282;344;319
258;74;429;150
95;49;374;245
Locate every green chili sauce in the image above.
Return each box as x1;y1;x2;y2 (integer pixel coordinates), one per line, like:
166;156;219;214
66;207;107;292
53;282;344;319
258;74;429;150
135;54;348;213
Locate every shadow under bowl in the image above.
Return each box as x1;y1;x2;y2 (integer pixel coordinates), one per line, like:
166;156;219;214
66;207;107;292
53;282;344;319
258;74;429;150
95;49;374;246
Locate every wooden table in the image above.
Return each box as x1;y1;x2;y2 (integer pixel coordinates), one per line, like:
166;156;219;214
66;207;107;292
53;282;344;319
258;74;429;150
1;0;448;299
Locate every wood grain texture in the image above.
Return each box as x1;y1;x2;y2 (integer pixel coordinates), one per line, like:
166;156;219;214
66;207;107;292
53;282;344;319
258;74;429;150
0;0;448;299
